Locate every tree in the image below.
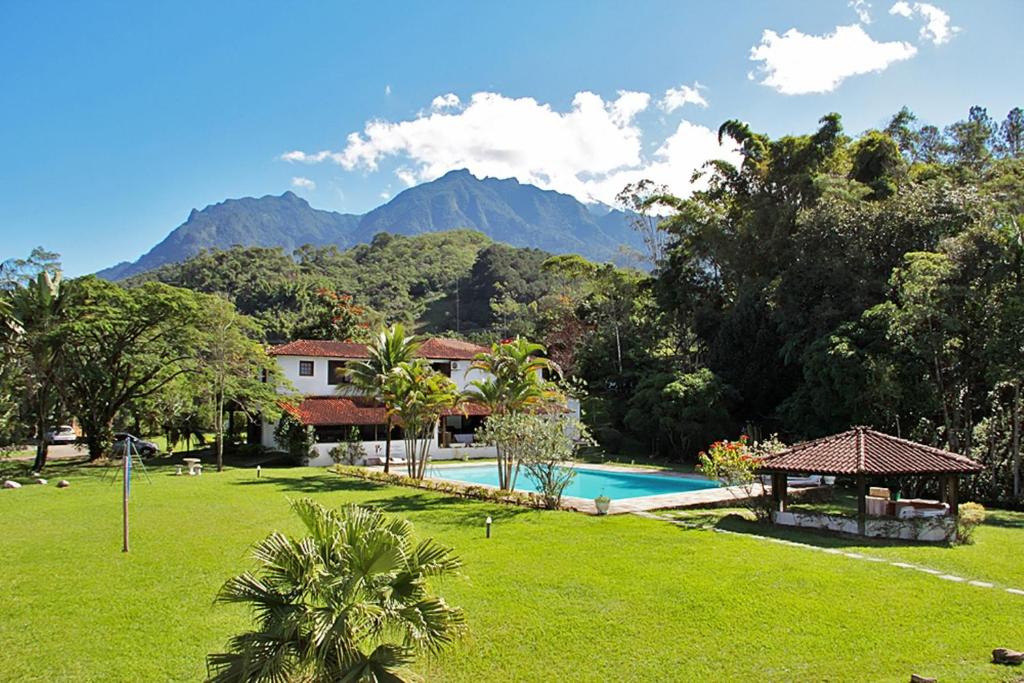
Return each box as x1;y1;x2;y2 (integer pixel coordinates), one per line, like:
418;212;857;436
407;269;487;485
6;269;68;470
478;413;591;507
616;179;677;266
273;412;316;465
997;107;1024;159
0;295;23;448
194;296;287;471
206;500;465;683
382;359;460;480
463;338;562;489
59;278;205;460
346;324;420;473
291;288;373;342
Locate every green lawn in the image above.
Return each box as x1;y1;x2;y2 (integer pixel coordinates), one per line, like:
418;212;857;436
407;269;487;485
1;459;1022;682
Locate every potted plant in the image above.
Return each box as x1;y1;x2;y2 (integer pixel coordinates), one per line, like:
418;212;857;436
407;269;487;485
594;494;611;515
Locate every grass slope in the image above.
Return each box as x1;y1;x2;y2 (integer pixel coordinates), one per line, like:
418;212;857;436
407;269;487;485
0;460;1021;682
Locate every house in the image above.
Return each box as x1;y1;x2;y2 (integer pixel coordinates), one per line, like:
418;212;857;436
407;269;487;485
260;338;511;466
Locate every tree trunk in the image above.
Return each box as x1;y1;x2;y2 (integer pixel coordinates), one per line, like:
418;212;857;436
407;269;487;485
614;323;623;374
216;387;225;472
1014;381;1021;500
384;416;392;474
32;406;48;471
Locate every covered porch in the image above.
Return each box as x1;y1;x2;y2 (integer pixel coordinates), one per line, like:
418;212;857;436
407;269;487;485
758;427;983;542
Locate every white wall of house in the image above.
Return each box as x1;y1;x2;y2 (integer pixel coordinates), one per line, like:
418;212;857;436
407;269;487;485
276;354;488;397
307;440;497;467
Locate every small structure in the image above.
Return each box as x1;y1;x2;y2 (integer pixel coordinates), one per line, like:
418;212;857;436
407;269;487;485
758;427;982;540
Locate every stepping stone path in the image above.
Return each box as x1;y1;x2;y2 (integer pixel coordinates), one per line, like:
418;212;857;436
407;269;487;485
635;510;1024;599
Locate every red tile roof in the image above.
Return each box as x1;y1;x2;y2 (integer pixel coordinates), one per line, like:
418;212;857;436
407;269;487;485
283;397;386;425
269;338;489;360
757;427;983;476
284;397;492;425
417;338;490;360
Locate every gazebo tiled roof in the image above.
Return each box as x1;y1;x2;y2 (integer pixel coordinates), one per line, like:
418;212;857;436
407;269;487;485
757;426;983;476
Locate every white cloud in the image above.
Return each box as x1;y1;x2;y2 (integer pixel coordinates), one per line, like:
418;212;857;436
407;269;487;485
430;93;461;111
659;82;708;113
385;84;392;96
290;176;316;191
281;150;339;163
750;24;917;94
280;90;741;206
850;0;872;23
889;2;959;45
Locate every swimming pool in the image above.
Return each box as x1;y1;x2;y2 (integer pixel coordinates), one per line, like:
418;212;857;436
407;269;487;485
429;464;718;500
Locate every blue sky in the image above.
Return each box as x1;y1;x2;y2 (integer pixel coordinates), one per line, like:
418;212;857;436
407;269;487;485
1;0;1020;275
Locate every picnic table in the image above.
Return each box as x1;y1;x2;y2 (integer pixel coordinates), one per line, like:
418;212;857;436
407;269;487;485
182;458;202;476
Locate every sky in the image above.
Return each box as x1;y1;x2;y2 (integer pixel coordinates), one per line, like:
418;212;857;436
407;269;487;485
1;0;1020;276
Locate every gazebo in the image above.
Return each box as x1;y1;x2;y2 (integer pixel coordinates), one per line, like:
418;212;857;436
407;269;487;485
758;426;983;535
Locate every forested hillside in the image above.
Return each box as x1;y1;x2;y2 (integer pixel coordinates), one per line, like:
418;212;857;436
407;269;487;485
6;105;1024;505
126;229;565;342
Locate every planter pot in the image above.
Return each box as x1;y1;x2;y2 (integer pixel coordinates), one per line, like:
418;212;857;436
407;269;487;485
594;498;611;515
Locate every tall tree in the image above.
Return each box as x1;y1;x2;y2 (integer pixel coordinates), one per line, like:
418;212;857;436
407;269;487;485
60;277;205;459
7;270;68;470
463;338;562;489
345;324;419;473
382;359;460;480
194;295;288;471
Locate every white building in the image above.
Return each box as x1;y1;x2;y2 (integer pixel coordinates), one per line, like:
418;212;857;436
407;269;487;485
261;338;502;466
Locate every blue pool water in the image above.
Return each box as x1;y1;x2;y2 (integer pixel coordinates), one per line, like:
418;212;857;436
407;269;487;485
431;464;717;500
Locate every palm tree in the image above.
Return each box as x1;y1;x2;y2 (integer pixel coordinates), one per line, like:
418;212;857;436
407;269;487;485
463;337;562;489
383;359;461;479
8;271;67;471
206;499;465;683
346;325;419;473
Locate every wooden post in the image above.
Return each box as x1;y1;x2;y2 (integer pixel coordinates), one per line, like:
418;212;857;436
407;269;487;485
777;474;788;512
857;474;867;535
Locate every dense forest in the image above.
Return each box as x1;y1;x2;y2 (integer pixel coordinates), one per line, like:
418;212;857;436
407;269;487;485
3;104;1023;505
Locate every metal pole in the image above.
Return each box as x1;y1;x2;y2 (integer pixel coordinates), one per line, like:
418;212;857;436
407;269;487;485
123;441;130;553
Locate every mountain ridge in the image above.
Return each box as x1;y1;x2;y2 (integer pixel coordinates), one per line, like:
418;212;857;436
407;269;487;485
97;170;641;280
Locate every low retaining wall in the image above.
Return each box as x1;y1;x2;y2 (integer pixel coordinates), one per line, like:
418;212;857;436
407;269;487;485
773;509;955;543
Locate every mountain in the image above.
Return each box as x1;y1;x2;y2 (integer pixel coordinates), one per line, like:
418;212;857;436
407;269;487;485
97;169;641;280
97;192;361;280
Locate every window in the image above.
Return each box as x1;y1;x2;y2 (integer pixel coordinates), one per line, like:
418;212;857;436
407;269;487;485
298;360;314;377
431;361;452;377
314;424;402;442
327;360;350;385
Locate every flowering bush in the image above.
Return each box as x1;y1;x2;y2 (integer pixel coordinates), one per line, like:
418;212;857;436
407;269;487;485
698;436;773;522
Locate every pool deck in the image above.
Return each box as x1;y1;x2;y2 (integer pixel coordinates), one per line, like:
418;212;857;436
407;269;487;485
420;461;764;515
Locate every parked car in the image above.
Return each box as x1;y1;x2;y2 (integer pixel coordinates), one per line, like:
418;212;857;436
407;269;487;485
45;425;78;444
112;433;159;456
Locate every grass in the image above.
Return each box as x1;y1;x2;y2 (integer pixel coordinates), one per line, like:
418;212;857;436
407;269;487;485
1;458;1022;682
664;505;1024;590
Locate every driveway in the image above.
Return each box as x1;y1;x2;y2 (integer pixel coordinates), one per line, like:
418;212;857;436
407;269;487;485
8;444;89;461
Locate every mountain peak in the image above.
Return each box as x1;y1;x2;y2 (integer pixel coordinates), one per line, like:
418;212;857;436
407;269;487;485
97;172;641;280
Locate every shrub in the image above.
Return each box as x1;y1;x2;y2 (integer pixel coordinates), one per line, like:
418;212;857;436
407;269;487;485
698;436;779;523
273;413;317;465
206;500;464;681
332;464;547;509
956;502;986;544
328;426;367;466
